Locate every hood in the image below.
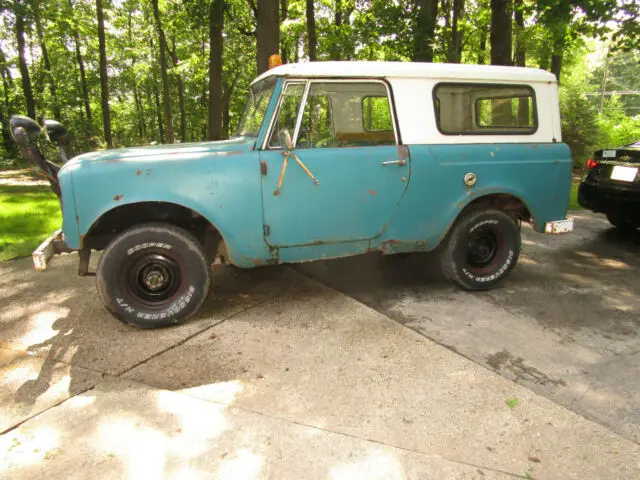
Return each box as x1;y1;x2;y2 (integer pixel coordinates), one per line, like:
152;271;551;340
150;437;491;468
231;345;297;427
63;136;256;168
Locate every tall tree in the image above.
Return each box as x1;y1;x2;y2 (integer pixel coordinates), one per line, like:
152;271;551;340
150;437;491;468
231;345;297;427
151;0;175;143
14;0;36;119
306;0;317;61
447;0;466;63
413;0;439;62
490;0;512;66
96;0;113;148
208;0;224;141
68;0;92;132
253;0;279;74
32;0;61;120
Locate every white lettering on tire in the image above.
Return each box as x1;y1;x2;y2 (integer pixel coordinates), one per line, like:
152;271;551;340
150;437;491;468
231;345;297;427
127;243;173;255
125;284;196;322
462;249;514;282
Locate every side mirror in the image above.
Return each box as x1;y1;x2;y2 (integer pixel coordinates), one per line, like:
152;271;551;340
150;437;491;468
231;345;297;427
278;129;294;151
9;115;42;146
44;119;68;143
45;119;73;162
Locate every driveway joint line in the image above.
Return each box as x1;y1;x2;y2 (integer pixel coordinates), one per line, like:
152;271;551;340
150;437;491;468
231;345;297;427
0;384;97;436
116;297;273;377
113;377;523;479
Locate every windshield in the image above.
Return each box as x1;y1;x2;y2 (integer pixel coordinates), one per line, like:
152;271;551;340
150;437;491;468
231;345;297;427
235;77;277;137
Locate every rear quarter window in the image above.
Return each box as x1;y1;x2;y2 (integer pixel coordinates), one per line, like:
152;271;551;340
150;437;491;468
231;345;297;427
433;83;538;135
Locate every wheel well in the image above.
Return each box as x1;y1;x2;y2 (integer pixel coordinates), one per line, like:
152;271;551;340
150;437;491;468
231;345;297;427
464;194;532;223
83;202;221;259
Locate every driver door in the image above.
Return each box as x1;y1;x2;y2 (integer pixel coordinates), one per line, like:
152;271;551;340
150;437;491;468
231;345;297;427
260;80;410;247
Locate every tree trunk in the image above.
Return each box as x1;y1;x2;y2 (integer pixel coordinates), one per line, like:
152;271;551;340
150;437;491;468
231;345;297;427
513;0;525;67
255;0;280;74
413;0;439;62
490;0;512;66
550;53;563;81
169;40;187;142
477;30;487;64
151;0;174;143
306;0;317;61
70;0;92;127
280;0;289;63
0;47;16;157
96;0;113;148
15;1;36;119
33;1;61;120
513;0;528;124
152;84;165;143
208;0;224;141
447;0;465;63
133;83;146;141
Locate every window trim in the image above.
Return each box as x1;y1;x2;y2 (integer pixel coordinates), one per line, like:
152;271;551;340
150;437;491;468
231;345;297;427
361;96;394;133
261;77;400;150
432;82;539;136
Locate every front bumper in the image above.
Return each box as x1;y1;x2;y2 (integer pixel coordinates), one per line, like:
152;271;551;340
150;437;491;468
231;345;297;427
544;218;574;234
32;229;76;271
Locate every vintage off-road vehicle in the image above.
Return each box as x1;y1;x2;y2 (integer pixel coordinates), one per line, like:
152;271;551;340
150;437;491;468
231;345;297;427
11;59;573;328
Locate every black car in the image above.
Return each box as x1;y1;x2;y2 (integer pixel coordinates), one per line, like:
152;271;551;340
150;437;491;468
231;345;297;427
578;140;640;230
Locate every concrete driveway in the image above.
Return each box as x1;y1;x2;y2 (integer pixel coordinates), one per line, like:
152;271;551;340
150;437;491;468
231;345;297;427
1;211;639;479
297;211;640;445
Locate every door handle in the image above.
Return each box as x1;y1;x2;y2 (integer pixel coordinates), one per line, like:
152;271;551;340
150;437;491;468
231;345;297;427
381;159;407;166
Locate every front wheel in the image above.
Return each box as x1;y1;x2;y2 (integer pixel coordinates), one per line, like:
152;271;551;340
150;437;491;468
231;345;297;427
440;209;521;291
96;223;211;328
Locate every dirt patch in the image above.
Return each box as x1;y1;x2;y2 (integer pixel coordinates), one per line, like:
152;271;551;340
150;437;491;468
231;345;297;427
0;169;49;187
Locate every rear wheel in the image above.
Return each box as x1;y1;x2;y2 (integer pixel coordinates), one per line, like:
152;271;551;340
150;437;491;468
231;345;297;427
96;223;211;328
606;212;638;231
441;209;521;291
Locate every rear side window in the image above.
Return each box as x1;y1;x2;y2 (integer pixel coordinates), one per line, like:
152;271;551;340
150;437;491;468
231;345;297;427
434;83;537;135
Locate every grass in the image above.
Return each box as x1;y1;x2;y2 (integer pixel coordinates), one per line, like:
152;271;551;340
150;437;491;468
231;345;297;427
505;397;521;409
568;181;582;211
0;183;62;261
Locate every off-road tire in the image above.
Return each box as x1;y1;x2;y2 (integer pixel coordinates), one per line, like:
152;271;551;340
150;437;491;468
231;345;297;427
441;209;521;291
96;223;211;328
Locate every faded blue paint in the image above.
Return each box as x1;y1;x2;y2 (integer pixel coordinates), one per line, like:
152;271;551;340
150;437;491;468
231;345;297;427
56;76;571;268
57;137;270;266
371;143;572;252
260;145;409;246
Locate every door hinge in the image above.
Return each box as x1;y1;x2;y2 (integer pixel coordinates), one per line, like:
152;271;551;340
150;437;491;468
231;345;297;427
260;160;267;176
263;224;271;236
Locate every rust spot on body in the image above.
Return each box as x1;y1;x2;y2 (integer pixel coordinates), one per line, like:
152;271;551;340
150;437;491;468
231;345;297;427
368;189;377;196
136;169;142;176
113;194;123;201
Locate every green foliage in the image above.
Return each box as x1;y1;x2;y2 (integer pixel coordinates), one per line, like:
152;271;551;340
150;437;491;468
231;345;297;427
0;182;61;261
0;0;637;164
560;83;603;168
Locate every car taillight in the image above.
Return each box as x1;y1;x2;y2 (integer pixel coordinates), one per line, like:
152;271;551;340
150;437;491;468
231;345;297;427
586;158;599;169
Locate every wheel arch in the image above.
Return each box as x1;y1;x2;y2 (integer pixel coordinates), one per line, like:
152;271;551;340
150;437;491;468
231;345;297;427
82;200;227;262
440;191;534;244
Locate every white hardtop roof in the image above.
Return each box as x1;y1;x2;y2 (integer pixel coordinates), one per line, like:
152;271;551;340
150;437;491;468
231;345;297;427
251;61;557;86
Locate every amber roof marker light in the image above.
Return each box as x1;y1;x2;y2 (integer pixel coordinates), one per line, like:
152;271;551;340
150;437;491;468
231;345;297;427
269;54;283;69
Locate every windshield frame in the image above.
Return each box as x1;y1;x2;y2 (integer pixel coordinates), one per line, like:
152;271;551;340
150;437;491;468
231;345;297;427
234;76;278;139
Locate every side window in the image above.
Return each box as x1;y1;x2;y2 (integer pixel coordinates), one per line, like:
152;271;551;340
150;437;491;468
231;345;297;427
269;82;305;148
434;83;537;135
296;81;396;149
362;97;393;132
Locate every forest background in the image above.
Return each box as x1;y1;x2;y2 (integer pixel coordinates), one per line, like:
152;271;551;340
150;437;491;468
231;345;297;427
0;0;639;169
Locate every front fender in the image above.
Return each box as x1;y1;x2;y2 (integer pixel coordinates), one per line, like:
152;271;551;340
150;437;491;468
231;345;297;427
62;153;267;267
